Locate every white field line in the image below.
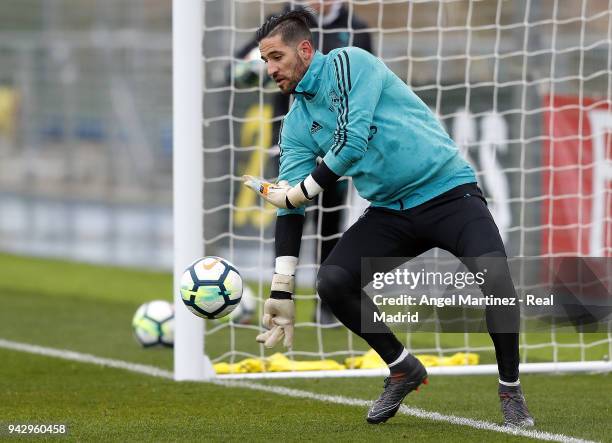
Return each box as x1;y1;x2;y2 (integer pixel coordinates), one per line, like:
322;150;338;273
0;339;597;443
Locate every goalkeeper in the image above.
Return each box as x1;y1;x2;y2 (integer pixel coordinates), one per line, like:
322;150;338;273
245;8;534;428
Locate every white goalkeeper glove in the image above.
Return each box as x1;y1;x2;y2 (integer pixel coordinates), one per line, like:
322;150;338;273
256;273;295;348
256;298;295;348
242;175;321;209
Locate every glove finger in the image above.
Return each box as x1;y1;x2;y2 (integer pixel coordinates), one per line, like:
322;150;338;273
264;325;285;348
262;313;273;330
242;175;263;192
255;329;273;344
283;324;294;348
273;317;293;327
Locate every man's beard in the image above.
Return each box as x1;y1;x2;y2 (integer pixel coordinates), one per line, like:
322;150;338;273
278;81;295;95
280;58;307;95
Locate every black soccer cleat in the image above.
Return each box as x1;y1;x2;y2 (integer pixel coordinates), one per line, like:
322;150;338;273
366;357;428;424
499;385;535;428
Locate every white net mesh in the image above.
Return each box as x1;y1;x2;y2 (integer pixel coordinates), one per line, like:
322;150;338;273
200;0;612;373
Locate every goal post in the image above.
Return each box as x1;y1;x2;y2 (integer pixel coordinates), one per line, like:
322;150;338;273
173;0;215;381
174;0;612;380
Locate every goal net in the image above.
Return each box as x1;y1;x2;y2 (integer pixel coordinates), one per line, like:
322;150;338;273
174;0;612;380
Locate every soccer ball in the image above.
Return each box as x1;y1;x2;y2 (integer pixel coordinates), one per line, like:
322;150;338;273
180;256;243;319
132;300;174;347
227;285;257;324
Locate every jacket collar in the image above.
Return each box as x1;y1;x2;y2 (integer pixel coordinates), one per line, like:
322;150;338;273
293;51;325;100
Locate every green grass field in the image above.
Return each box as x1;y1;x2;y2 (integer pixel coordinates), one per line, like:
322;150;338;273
0;253;610;442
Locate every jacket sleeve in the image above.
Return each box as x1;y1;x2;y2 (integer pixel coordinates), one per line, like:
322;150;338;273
276;119;317;217
321;48;385;177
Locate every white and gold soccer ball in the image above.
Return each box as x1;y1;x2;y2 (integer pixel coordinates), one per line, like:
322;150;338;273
179;256;243;319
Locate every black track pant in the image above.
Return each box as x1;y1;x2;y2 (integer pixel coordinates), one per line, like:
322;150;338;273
316;183;520;382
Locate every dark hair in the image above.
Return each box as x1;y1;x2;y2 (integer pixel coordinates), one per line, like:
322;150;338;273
255;8;317;45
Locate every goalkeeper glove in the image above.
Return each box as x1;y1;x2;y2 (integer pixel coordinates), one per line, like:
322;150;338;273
242;175;321;209
256;273;295;348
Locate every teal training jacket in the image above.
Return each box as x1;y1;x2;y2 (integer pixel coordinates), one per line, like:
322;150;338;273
277;47;476;216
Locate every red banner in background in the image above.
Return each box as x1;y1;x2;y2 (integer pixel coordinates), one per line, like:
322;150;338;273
542;95;612;256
